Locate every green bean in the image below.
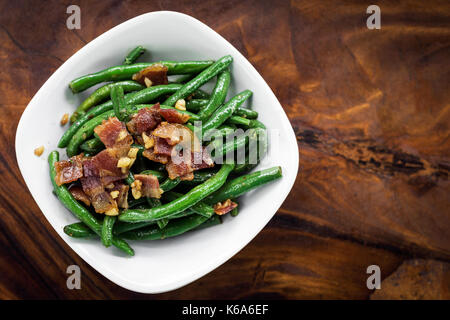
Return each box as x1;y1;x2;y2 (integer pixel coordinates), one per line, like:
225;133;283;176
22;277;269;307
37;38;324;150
101;216;116;247
121;214;210;240
70;81;144;123
80;136;104;154
48;151;134;256
190;89;210;100
249;119;266;129
124;46;146;65
159;177;181;192
125;172;135;186
163;192;214;218
205;166;282;205
119;163;235;223
230;205;239;217
179;170;219;186
210;133;248;161
64;222;96;238
163;55;233;106
227;116;251;127
186;99;258;119
234;107;258;119
202;90;252;134
69;60;215;93
171;73;196;84
66;109;115;157
185;99;206;112
128;197;147;208
146;198;168;229
111;85;128;121
233;127;268;174
197;70;230;120
59;84;183;148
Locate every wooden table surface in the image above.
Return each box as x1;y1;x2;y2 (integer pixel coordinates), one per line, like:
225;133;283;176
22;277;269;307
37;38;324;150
0;0;449;299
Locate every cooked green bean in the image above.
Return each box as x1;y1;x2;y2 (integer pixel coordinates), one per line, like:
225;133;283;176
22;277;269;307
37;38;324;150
121;214;211;240
159;177;181;192
111;85;128;121
124;46;146;65
139;169;167;181
227;115;251;127
180;170;219;186
125;172;135;186
59;84;183;148
163;191;214;218
119;163;235;223
80;136;104;154
69;60;215;93
163;55;233;106
186;99;258;119
48;151;134;256
101;216;116;247
202;90;252;134
64;222;96;238
230;206;239;217
233;127;268;174
197;70;230;120
206;166;282;205
70;81;144;123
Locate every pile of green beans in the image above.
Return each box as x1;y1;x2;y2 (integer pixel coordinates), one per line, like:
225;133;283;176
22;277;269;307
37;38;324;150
52;49;282;256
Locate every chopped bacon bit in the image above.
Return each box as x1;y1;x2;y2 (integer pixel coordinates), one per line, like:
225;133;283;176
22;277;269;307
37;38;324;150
159;108;190;124
213;199;238;215
134;174;163;198
153;137;174;156
126;105;162;136
106;182;129;209
54;154;84;186
142;148;169;164
80;176;117;214
132;63;169;86
60;113;69;126
191;147;214;170
166;159;193;181
152;122;194;145
68;185;91;206
94;117;133;150
92;149;127;184
34;146;44;157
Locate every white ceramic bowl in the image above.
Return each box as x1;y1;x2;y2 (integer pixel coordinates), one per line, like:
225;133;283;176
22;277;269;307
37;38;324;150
15;11;298;293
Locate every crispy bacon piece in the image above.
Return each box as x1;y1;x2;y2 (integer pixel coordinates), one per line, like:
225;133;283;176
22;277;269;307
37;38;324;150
54;155;84;186
68;185;90;206
132;63;169;86
126;105;162;136
159;108;190;124
106;182;129;209
92;149;127;184
192;147;214;170
166;159;194;181
133;174;163;199
153;137;174;156
80;176;117;214
142;148;169;164
213;199;238;215
152;122;195;146
94;117;132;149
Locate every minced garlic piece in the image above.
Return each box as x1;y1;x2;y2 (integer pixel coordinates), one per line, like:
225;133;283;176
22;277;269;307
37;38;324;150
144;77;153;88
60;113;69;126
175;99;186;111
127;147;139;158
131;180;142;199
116;129;128;142
142;132;154;149
110;191;120;199
105;207;119;216
34;146;44;157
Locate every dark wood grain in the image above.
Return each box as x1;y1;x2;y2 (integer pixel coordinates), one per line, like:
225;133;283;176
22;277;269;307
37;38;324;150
0;0;448;299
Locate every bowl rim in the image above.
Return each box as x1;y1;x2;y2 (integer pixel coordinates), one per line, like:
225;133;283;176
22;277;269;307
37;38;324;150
15;10;299;293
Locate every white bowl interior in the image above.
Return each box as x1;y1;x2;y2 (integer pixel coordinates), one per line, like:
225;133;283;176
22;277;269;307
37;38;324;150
15;11;298;293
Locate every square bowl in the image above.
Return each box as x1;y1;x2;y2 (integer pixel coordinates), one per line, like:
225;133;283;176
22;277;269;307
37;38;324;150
15;11;299;294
